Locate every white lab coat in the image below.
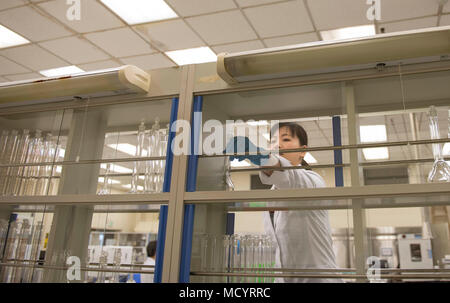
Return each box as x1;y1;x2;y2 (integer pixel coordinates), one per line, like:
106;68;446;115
259;155;342;283
140;257;155;283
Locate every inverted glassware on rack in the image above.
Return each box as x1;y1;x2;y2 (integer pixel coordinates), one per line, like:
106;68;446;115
427;106;450;182
0;129;61;196
198;233;276;283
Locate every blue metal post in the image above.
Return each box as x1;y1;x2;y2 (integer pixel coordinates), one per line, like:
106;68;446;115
154;97;179;283
332;116;344;187
179;96;203;282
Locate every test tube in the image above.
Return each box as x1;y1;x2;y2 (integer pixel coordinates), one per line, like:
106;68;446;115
98;163;111;195
222;235;231;283
130;120;146;194
2;130;20;196
112;248;122;283
144;124;155;193
200;233;209;282
23;222;43;283
11;219;31;283
1;221;19;283
0;219;9;260
0;130;10;195
97;250;108;283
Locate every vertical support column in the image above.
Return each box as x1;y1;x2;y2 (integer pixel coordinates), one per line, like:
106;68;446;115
154;97;179;283
343;82;369;282
332;116;344;188
44;106;107;282
162;65;196;282
179;96;203;282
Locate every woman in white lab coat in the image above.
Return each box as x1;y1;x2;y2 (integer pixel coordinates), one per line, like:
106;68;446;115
141;241;156;283
260;122;341;283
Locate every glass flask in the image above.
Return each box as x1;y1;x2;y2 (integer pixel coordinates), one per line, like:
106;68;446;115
427;106;450;182
130;120;146;194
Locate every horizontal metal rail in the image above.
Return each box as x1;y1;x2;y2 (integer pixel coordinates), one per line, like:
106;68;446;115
190;271;450;280
0;156;167;168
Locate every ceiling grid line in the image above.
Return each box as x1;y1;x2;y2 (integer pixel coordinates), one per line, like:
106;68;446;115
233;0;268;48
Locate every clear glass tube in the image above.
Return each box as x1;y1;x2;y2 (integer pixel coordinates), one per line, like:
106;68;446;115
2;130;20;196
11;219;31;283
222;235;231;283
8;130;30;196
200;233;209;282
130;121;146;194
23;222;43;283
0;130;10;195
98;163;111;195
112;248;122;283
1;221;19;282
97;250;108;283
144;127;155;194
427;106;450;182
0;219;9;262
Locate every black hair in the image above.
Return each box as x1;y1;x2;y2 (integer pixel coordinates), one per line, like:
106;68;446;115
271;122;311;170
146;240;157;258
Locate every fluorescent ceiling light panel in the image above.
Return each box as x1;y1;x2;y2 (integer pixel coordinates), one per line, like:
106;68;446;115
101;163;133;174
0;24;30;49
230;159;251;167
321;25;375;41
443;143;450;156
165;47;217;66
39;66;84;77
304;152;317;164
362;147;389;160
360;125;387;143
107;143;137;156
122;184;144;191
98;177;120;184
100;0;178;25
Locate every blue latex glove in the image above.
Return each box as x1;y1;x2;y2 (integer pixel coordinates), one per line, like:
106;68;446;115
224;136;269;166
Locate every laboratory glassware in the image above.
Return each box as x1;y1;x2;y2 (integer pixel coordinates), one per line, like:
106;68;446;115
11;219;31;283
97;250;108;283
427;106;450;182
1;221;19;282
23;222;43;283
98;163;112;195
14;130;31;196
130;120;146;194
112;248;122;283
2;130;20;196
0;219;8;260
0;130;10;195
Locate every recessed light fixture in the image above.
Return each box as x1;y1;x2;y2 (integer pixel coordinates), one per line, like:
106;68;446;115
230;159;251;167
100;163;133;174
443;143;450;156
0;24;30;49
165;47;217;66
304;153;317;164
360;125;389;160
39;66;84;77
362;147;389;160
100;0;178;25
321;25;376;41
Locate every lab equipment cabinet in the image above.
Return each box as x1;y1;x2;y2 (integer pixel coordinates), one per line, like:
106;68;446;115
1;27;450;283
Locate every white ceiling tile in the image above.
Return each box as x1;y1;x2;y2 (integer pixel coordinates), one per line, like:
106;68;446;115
186;10;257;45
134;19;204;52
165;0;236;17
4;72;41;81
380;0;439;23
441;14;450;26
264;32;318;47
379;17;438;33
307;0;372;31
0;55;30;75
38;0;124;33
84;27;154;57
0;76;9;83
235;0;283;8
39;36;110;64
212;40;264;54
78;60;122;72
244;1;314;38
0;0;26;11
0;6;72;42
1;44;68;71
120;53;176;70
